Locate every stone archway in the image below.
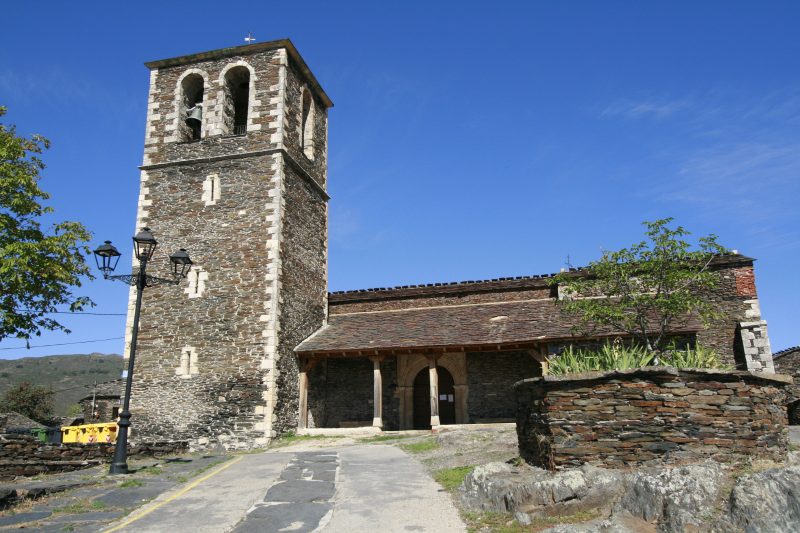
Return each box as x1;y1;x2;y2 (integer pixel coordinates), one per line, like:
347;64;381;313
397;353;468;429
412;366;456;429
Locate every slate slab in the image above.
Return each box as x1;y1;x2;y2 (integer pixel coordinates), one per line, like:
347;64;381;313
233;502;332;533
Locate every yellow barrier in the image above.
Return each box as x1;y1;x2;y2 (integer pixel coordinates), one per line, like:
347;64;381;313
61;422;118;444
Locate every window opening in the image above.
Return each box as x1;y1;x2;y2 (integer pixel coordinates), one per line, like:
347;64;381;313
181;74;204;141
224;66;250;135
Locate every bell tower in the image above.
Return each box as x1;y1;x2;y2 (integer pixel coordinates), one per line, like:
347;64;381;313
126;39;332;449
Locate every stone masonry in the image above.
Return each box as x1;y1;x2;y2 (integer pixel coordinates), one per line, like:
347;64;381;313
126;40;331;450
515;368;791;470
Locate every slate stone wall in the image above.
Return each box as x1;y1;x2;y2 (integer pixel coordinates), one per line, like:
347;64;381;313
515;368;791;470
306;358;399;429
129;156;279;450
330;287;553;315
467;351;541;421
697;264;772;371
273;163;328;437
0;434;187;480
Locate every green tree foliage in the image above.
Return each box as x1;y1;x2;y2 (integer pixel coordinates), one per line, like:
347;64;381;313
552;218;727;353
0;381;54;423
66;403;83;417
0;106;93;342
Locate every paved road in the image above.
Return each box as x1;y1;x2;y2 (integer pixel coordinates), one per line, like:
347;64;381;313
108;445;464;533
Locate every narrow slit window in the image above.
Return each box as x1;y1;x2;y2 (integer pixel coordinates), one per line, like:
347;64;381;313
185;267;207;298
301;88;315;159
177;347;198;377
202;174;221;205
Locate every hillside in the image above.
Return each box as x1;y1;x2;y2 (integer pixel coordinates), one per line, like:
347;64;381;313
0;353;124;416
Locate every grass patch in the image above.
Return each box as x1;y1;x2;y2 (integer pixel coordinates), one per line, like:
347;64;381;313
136;465;163;476
463;510;600;532
434;466;474;491
400;439;439;454
118;479;143;488
52;499;106;514
271;431;345;448
359;434;415;443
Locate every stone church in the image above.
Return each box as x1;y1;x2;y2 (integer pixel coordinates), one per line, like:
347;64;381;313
126;39;776;450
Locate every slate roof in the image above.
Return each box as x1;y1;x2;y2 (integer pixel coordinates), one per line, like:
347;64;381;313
295;299;702;356
0;411;45;430
78;379;123;402
773;346;800;359
327;253;755;302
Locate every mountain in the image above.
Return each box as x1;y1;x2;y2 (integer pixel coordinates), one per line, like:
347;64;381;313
0;353;125;416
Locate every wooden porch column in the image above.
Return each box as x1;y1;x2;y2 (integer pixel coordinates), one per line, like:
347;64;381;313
369;355;384;428
297;358;318;430
428;355;440;427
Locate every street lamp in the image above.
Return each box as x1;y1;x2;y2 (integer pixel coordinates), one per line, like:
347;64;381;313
94;228;192;475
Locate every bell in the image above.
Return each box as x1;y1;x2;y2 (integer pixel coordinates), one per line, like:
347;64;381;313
186;104;203;124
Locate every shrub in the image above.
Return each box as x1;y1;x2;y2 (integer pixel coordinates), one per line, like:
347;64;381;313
547;340;726;375
664;344;731;369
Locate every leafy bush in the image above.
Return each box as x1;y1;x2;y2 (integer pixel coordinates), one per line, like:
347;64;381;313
547;340;727;375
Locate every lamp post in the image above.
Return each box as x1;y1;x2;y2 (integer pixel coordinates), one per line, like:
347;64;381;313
94;228;192;474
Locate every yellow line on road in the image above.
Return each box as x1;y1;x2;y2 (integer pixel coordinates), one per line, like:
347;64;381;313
104;455;244;533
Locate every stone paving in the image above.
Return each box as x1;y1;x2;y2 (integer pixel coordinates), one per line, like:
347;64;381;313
0;454;228;531
232;451;338;532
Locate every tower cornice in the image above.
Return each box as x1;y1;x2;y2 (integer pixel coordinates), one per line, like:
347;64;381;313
144;38;333;109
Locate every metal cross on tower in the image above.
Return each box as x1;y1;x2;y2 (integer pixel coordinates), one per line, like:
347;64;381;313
244;32;256;44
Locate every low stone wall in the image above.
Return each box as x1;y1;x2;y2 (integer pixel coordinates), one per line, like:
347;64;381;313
515;367;792;469
0;434;189;479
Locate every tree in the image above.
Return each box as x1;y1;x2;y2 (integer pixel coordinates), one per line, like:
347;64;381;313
0;106;93;343
0;381;54;423
552;218;727;354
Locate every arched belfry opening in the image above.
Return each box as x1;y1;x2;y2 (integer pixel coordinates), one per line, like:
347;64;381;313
224;66;250;135
181;74;204;141
301;88;315;159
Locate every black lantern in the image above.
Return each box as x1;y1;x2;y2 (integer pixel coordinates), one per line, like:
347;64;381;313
133;227;158;261
93;241;121;278
169;248;193;279
92;228;193;475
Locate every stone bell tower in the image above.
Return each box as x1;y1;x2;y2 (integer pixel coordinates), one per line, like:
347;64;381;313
125;39;332;450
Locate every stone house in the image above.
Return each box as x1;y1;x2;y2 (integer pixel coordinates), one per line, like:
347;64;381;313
126;39;777;450
78;380;122;423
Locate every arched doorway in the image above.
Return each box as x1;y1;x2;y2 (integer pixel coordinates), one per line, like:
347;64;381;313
412;367;456;429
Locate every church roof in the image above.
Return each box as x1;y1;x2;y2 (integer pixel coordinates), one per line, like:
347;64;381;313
295;298;702;356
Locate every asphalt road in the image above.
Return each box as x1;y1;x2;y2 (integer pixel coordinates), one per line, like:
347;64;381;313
108;445;465;533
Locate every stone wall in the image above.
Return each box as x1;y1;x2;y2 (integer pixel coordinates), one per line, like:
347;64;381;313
306;358;400;430
515;368;791;470
130;155;280;450
0;434;187;480
467;351;540;422
696;262;773;371
273;163;328;437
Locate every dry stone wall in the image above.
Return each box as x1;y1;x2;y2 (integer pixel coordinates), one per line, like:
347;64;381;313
515;367;791;469
0;434;187;480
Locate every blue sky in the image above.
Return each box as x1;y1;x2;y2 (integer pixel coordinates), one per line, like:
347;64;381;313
0;1;798;358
